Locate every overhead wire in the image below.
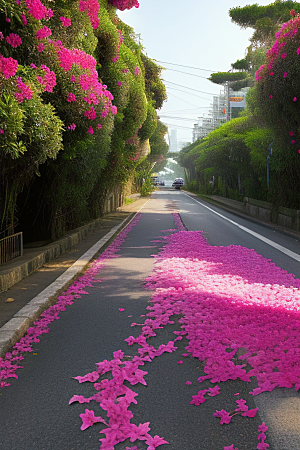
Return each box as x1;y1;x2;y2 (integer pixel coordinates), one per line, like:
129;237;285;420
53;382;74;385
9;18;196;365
154;60;216;72
162;67;209;79
165;91;206;108
159;115;200;121
166;86;212;101
163;80;216;96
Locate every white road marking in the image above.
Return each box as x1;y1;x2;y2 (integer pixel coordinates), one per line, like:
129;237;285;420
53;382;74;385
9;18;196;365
182;191;300;262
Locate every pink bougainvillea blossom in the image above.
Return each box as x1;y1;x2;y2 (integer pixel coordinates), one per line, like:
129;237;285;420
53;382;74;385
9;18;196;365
50;41;116;120
37;43;45;52
0;213;142;389
25;0;51;20
109;0;139;11
79;0;100;29
84;106;97;120
67;92;77;102
80;409;108;430
36;26;52;40
134;66;141;75
0;55;18;79
6;33;22;48
257;422;269;449
21;14;27;25
60;16;71;27
87;126;94;134
68;123;76;131
36;65;56;92
14;77;33;102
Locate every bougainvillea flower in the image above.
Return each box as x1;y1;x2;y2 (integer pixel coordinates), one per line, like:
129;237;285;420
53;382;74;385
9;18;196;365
6;33;22;48
0;55;18;78
60;16;71;27
67;92;77;102
36;26;52;39
213;409;232;425
37;43;45;52
79;409;107;430
14;77;33;103
25;0;50;20
258;423;268;433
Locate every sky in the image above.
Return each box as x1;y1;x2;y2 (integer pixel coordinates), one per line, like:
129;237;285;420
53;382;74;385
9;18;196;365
118;0;273;145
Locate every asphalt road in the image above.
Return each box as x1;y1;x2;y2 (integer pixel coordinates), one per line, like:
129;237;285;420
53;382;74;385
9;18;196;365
0;188;299;450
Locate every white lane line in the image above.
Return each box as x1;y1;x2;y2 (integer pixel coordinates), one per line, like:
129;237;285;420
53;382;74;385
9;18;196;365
182;191;300;262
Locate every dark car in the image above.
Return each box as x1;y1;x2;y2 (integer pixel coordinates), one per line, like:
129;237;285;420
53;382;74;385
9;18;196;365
172;178;184;190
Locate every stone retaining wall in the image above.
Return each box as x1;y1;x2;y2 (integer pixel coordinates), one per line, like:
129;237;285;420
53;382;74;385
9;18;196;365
211;195;300;232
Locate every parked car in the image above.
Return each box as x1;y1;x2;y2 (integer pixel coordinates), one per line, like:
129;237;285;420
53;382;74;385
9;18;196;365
172;178;184;190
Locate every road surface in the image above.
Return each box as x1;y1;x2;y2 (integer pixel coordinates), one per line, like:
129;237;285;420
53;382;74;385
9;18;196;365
0;188;299;450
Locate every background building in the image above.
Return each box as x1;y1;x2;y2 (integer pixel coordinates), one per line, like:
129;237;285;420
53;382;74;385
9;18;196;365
192;87;249;142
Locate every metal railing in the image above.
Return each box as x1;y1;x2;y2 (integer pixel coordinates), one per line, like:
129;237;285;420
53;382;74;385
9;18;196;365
0;232;23;266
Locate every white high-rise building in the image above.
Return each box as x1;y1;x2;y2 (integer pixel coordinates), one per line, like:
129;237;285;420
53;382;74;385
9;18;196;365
192;87;249;143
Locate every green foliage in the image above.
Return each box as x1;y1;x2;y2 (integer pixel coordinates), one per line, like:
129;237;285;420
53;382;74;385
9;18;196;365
230;2;300;31
138;103;157;141
179;117;266;199
209;71;248;85
148;119;168;162
231;58;250;71
231;79;255;91
141;54;167;109
0;0;167;238
0;94;26;158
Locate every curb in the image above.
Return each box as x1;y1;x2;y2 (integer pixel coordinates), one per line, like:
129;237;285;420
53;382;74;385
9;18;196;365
0;217;108;293
0;215;132;358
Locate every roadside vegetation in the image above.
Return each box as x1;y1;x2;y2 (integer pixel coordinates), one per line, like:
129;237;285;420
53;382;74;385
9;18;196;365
0;0;168;241
179;1;300;209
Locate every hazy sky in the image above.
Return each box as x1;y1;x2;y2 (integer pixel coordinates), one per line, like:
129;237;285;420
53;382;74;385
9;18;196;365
118;0;274;144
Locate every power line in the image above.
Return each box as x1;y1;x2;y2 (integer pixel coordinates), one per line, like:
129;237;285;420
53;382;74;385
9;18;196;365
166;91;205;108
164;80;216;96
154;60;216;72
166;86;212;101
161;122;195;130
163;107;210;113
162;67;208;79
160;115;199;122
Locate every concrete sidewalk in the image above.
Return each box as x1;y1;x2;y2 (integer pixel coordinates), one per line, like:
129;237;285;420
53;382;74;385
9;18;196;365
0;196;149;357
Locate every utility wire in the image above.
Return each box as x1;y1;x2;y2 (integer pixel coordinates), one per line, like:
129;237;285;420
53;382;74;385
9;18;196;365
164;80;216;96
162;67;209;79
166;86;212;101
159;115;200;122
166;91;206;108
161;122;195;130
163;107;210;113
154;60;216;72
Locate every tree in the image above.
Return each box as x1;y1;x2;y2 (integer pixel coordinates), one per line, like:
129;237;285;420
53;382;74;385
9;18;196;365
0;0;167;239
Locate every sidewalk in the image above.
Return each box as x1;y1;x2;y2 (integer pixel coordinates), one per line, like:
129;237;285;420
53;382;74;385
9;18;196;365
0;195;149;357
